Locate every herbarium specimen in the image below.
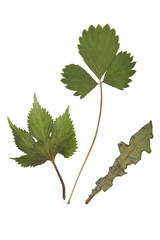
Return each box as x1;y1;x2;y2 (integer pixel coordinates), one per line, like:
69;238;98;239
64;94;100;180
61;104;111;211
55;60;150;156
8;24;153;204
8;93;77;200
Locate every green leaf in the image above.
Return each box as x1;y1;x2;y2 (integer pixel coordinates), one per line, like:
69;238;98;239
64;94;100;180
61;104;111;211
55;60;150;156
103;51;136;90
61;64;98;99
28;93;53;142
86;121;153;204
61;24;136;100
78;24;119;79
51;107;77;158
8;93;77;167
8;94;77;200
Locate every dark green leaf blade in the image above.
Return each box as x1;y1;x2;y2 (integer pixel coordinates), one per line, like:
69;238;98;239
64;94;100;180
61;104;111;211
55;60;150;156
8;117;35;154
11;154;47;167
61;64;97;99
28;93;53;142
51;107;77;158
8;93;77;201
86;121;153;204
103;51;136;90
78;24;119;79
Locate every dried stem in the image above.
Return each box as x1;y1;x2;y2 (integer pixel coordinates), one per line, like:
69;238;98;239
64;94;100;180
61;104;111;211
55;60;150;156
85;188;101;204
67;81;103;204
52;160;66;200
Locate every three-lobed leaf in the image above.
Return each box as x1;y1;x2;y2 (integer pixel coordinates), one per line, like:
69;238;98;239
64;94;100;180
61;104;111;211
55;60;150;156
8;94;77;167
61;24;136;97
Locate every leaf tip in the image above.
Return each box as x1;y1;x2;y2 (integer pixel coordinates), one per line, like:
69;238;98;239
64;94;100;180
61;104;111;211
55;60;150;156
33;92;38;103
65;106;69;114
7;117;14;129
7;117;11;124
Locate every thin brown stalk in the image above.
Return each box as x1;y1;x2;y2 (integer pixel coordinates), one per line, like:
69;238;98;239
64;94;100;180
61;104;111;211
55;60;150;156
52;160;66;200
67;81;103;204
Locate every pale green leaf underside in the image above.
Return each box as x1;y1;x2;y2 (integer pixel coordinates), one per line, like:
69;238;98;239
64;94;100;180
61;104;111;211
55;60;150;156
8;94;77;167
50;107;77;158
78;24;119;79
86;121;153;203
61;64;97;99
103;51;136;90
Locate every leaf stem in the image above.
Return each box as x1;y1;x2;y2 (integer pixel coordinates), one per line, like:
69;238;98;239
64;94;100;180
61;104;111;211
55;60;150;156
67;81;103;204
52;160;66;200
85;188;101;204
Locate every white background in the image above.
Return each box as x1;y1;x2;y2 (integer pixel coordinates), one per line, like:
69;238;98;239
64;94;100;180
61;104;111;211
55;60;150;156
0;0;160;239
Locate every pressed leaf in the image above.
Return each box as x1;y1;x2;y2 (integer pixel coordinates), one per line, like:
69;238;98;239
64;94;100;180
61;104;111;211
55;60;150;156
103;51;136;90
61;64;98;99
8;93;78;199
8;94;77;166
86;121;153;204
61;24;136;101
51;107;77;158
78;24;119;79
